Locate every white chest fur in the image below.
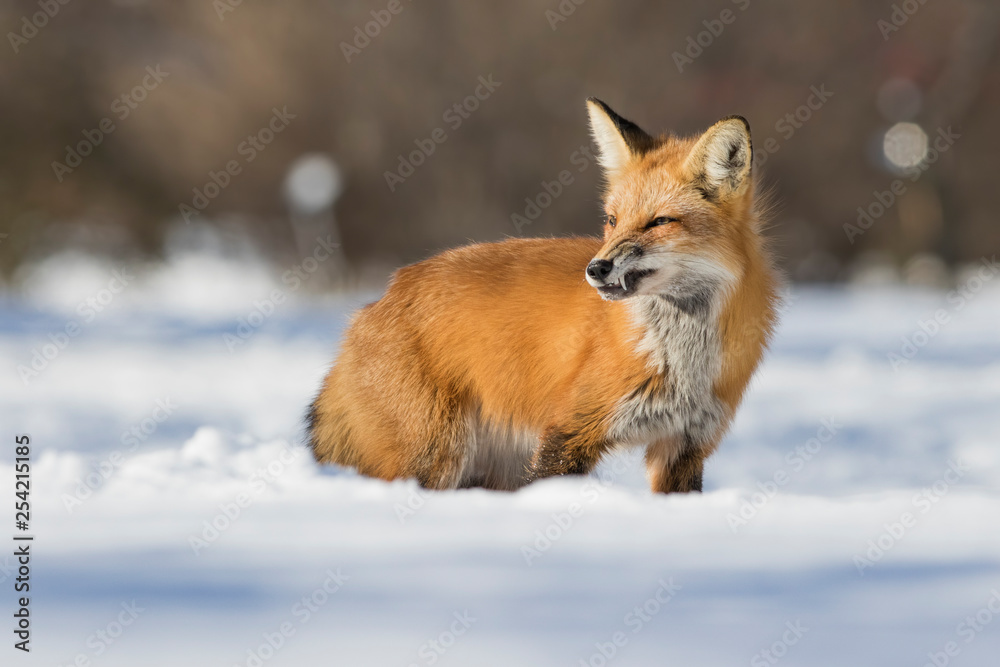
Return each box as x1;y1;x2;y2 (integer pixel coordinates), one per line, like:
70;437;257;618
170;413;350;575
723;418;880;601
609;295;728;447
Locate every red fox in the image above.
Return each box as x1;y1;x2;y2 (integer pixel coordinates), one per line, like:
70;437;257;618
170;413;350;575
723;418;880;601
308;98;779;493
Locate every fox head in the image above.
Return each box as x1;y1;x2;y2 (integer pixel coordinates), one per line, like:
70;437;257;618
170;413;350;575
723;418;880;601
584;98;760;309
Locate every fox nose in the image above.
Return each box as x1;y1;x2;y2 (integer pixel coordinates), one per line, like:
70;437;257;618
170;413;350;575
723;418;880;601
586;259;613;283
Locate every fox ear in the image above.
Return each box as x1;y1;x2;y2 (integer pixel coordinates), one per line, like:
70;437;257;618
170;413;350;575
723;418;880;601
586;98;655;178
685;116;753;201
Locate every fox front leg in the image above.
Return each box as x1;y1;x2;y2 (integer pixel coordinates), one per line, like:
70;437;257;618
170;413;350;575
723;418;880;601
645;435;713;493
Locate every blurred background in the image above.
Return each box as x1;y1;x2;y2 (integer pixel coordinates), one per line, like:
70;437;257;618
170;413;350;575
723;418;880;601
2;0;998;287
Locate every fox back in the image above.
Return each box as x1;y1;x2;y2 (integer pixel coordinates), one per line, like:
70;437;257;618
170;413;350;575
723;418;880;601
308;98;779;493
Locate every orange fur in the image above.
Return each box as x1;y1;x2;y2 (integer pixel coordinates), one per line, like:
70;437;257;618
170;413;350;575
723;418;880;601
309;100;779;493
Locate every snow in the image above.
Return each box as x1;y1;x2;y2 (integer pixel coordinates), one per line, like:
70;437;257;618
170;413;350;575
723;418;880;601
2;247;999;666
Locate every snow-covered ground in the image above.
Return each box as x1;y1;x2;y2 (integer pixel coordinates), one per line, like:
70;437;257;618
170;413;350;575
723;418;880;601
2;246;999;666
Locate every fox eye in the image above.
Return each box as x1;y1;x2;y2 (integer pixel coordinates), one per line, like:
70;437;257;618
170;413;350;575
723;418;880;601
605;215;617;228
646;216;678;230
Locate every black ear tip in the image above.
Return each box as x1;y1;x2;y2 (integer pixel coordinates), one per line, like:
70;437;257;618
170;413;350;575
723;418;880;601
586;97;655;156
720;114;751;135
586;97;609;112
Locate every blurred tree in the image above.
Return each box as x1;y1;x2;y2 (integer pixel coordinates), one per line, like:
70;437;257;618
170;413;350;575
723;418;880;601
0;0;996;282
